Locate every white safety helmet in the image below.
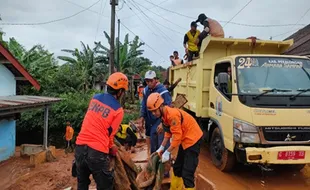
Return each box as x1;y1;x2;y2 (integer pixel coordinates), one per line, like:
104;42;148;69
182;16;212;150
145;70;156;79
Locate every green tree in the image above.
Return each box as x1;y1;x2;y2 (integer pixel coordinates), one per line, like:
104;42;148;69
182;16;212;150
0;31;158;144
97;32;152;76
96;32;153;104
58;42;108;92
1;37;58;95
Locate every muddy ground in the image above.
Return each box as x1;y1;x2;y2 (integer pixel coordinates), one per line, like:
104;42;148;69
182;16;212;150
197;145;310;190
0;148;79;190
1;145;310;190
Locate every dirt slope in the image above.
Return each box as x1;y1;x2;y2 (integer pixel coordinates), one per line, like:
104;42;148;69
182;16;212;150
0;149;80;190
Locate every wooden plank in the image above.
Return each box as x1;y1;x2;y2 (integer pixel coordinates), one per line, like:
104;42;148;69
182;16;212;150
171;93;188;109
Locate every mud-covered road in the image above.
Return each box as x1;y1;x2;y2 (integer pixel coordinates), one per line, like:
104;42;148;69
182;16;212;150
1;145;310;190
197;145;310;190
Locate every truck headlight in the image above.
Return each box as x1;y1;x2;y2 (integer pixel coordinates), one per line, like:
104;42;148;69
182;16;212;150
233;119;260;143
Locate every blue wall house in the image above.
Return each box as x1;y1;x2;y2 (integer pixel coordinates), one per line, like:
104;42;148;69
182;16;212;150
0;43;60;162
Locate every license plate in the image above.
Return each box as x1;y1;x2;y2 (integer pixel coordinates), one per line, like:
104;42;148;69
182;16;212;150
277;151;305;160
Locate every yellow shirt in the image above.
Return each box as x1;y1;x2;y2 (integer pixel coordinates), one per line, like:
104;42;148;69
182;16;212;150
186;30;200;52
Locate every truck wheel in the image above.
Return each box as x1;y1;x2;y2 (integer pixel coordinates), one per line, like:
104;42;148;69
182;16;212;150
210;128;236;172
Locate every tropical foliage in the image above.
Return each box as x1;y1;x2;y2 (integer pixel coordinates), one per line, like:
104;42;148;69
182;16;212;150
0;30;167;142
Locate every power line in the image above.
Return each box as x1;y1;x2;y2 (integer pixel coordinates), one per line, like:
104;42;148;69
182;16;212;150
0;0;101;26
223;0;253;28
222;22;306;28
3;0;303;29
65;0;304;29
271;7;310;39
63;0;108;17
121;0;170;20
117;0;126;11
271;28;302;39
130;0;179;46
124;0;175;48
120;21;167;60
142;0;307;28
131;0;187;31
95;0;108;41
293;7;310;28
95;0;104;41
123;2;158;38
145;18;184;36
144;0;194;19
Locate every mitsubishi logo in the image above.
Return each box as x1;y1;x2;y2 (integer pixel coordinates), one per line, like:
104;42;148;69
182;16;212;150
284;134;296;141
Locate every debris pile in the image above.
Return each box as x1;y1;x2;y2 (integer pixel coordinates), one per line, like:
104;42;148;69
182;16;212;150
136;152;171;190
112;140;141;190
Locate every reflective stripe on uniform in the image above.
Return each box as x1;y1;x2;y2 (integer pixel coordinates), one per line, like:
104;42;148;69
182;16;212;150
160;90;169;96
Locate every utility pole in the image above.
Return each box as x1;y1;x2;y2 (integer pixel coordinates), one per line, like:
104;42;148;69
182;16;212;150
109;0;118;74
117;19;120;71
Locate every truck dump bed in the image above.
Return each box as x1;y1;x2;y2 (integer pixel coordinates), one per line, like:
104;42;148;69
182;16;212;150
169;36;293;117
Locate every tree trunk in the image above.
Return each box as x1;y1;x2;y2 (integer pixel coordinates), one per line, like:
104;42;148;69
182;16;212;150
120;95;126;109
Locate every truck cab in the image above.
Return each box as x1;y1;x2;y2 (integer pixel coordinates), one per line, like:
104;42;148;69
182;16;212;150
169;36;310;171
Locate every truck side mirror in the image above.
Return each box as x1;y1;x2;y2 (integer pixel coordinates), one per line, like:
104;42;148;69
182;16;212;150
217;72;229;94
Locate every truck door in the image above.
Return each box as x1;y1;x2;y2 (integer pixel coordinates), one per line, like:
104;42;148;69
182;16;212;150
209;61;235;152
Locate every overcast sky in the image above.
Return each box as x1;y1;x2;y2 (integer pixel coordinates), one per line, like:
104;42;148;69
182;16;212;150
1;0;310;68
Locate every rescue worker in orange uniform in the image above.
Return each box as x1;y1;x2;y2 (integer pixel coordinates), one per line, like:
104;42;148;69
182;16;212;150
195;13;224;48
147;93;203;190
65;121;74;152
74;72;128;190
137;82;144;104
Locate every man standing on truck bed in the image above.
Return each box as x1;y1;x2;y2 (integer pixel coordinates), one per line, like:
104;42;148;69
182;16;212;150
195;13;224;48
74;72;128;190
147;93;203;190
173;51;184;66
139;70;172;156
183;21;201;62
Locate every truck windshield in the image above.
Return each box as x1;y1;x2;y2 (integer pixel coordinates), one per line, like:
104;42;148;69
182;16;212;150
235;57;310;95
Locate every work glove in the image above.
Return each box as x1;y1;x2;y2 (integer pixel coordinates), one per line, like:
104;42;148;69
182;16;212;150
109;146;118;157
156;145;165;154
161;150;171;163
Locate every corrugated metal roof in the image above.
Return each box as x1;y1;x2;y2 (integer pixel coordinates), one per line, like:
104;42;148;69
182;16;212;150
284;24;310;56
0;95;61;111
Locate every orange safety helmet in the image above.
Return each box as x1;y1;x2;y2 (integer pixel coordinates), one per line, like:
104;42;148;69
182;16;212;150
106;72;129;91
147;92;164;111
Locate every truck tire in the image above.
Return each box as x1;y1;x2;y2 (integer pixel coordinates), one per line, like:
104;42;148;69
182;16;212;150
210;128;236;172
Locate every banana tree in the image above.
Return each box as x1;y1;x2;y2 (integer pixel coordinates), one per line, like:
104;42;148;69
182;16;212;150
58;42;108;92
2;38;57;95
